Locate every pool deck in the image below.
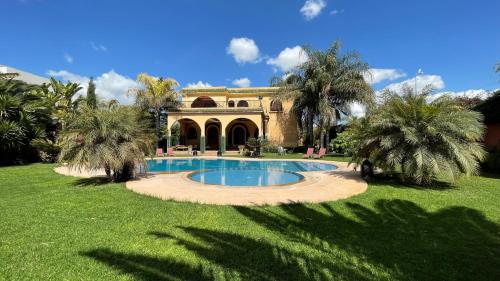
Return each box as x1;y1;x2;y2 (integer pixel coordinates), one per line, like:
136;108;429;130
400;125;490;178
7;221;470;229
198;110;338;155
55;157;367;206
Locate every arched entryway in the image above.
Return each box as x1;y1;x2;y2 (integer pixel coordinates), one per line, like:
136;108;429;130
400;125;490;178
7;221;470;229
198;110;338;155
205;118;221;150
226;118;259;150
170;118;201;149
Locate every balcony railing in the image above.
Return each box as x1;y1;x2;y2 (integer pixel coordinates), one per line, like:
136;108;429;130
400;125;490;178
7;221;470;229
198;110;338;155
166;99;263;112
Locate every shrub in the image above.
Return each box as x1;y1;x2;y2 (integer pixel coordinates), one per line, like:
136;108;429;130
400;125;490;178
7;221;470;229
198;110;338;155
31;138;60;163
330;130;357;156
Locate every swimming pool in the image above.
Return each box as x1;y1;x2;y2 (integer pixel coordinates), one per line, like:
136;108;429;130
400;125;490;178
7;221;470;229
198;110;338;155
146;159;337;186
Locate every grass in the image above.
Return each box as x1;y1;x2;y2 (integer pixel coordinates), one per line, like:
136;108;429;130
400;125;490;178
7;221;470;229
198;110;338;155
1;163;500;281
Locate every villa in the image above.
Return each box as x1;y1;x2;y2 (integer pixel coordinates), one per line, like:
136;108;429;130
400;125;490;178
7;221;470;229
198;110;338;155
166;86;299;153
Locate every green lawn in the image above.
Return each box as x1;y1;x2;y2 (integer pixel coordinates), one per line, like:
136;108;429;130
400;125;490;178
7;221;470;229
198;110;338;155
1;163;499;281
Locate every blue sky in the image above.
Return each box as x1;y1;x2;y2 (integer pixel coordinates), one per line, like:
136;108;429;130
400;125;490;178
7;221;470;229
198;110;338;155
2;0;499;103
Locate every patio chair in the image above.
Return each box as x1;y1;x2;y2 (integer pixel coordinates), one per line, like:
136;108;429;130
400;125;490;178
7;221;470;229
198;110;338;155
156;148;164;157
187;146;193;156
166;147;174;157
313;147;326;159
303;147;314;158
277;146;287;156
238;145;245;155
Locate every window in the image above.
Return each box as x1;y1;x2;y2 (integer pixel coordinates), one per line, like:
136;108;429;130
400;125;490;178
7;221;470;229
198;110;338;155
228;100;235;107
237;100;248;107
270;100;283;112
191;96;217;108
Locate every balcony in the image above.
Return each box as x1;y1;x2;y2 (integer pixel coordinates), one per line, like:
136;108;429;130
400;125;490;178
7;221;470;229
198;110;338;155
166;99;263;113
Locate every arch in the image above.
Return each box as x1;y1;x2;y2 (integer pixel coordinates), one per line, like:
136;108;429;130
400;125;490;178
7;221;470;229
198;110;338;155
270;99;283;112
205;118;221;150
170;118;201;148
191;96;217;108
225;118;259;149
228;100;235;107
237;100;248;107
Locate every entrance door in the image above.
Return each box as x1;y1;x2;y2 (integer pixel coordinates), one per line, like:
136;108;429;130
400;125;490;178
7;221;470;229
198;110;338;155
206;126;219;150
233;126;246;145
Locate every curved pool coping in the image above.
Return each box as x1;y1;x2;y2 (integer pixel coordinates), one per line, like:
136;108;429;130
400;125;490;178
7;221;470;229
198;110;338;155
55;156;367;206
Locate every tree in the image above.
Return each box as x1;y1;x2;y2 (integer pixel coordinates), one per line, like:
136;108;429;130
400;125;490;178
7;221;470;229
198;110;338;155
0;79;48;163
271;40;374;147
349;86;486;185
58;104;154;181
39;78;82;130
129;73;180;147
86;77;97;109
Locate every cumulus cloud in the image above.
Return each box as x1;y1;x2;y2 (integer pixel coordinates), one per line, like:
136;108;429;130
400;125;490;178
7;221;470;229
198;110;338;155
382;74;445;93
267;46;309;72
186;81;212;88
300;0;326;20
349;102;366;118
226;37;260;64
46;70;138;104
90;41;107;52
428;89;493;102
363;68;407;85
232;77;251;88
63;53;73;64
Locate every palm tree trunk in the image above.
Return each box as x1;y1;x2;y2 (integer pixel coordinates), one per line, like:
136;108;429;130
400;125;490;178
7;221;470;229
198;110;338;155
307;110;314;146
155;111;161;147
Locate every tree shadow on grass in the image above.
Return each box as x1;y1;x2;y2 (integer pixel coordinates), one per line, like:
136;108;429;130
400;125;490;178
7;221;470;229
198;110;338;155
367;175;456;190
81;200;500;281
72;177;112;187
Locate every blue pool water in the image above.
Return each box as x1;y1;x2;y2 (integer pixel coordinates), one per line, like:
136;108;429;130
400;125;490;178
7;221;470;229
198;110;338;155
147;159;336;186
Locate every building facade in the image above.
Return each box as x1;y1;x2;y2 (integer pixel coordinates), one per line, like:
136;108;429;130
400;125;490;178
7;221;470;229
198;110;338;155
166;87;299;152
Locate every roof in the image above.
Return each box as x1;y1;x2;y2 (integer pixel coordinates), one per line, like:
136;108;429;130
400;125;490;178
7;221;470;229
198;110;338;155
181;86;279;96
0;65;49;85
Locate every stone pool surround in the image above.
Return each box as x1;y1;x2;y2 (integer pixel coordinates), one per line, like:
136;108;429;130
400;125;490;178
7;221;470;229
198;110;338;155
55;157;367;206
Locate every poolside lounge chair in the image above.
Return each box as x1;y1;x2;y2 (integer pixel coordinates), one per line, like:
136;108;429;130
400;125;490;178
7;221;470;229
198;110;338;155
303;147;314;158
166;148;174;157
156;148;164;157
313;147;326;159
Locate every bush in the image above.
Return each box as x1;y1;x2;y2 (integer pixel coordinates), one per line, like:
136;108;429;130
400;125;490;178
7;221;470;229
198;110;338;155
330;130;357;156
31;138;60;163
482;150;500;173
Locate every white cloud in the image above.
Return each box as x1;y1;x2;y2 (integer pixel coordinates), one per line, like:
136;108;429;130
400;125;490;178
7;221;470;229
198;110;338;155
226;37;260;64
232;77;251;88
382;74;445;93
63;53;73;64
428;89;493;102
90;41;107;51
300;0;326;20
363;68;406;85
349;102;366;118
267;46;309;72
330;9;344;15
186;81;212;88
46;70;138;104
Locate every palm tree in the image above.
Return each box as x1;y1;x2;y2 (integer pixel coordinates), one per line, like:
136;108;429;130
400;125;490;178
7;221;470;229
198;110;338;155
271;40;374;147
0;79;48;163
58;103;154;181
128;73;180;147
38;78;82;130
349;86;486;185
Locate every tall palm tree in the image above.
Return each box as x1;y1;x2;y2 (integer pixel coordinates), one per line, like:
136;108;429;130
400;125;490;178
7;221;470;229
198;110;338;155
39;78;82;130
58;104;154;181
349;86;486;185
271;40;374;146
129;73;180;146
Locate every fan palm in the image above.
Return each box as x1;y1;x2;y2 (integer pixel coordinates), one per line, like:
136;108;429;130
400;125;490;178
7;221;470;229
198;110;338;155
271;40;374;146
349;86;486;185
58;104;154;181
128;73;180;146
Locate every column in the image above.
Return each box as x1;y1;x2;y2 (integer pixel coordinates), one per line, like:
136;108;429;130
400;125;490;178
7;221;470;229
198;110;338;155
166;128;172;148
200;130;206;153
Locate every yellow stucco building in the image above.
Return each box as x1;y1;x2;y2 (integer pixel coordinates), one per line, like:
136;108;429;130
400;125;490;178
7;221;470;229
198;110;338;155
166;87;299;153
